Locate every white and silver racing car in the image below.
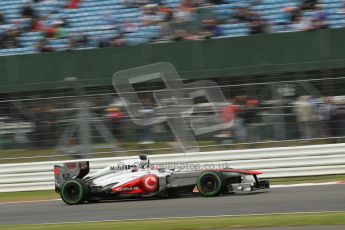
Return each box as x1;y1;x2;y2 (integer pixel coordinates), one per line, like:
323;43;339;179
54;155;270;205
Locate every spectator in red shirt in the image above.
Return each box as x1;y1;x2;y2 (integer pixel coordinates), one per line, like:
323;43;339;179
214;100;239;145
106;107;125;140
221;100;239;124
31;18;44;32
66;0;81;9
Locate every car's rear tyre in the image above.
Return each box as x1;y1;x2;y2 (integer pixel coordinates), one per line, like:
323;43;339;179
197;171;224;197
60;178;89;205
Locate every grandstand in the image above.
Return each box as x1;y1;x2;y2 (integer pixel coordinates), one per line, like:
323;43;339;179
0;0;344;56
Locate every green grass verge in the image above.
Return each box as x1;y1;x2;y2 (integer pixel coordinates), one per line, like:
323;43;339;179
1;174;344;203
0;212;345;230
0;190;58;202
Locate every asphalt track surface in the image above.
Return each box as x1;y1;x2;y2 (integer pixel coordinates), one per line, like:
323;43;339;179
0;184;345;225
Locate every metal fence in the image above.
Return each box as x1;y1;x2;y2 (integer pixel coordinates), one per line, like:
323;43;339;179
1;72;345;163
1;143;345;192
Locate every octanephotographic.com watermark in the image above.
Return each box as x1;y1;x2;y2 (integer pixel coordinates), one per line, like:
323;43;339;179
112;62;235;153
110;161;232;171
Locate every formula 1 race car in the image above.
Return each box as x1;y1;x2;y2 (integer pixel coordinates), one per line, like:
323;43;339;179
54;155;270;205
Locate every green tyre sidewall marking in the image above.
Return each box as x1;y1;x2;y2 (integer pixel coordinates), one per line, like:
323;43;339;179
61;180;84;205
197;171;222;197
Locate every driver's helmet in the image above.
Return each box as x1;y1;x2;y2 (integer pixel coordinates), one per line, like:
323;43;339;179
139;154;149;168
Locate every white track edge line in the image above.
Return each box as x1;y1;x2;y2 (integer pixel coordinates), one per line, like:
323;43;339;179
16;211;345;226
0;199;60;205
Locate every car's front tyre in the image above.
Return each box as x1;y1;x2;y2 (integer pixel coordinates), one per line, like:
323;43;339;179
60;178;89;205
197;171;224;197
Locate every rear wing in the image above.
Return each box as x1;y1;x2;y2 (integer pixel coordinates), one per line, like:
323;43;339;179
54;161;89;192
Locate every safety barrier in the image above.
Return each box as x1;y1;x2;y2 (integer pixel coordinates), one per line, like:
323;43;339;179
1;143;345;192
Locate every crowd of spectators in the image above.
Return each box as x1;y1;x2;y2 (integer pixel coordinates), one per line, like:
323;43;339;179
294;95;345;139
2;91;345;150
0;1;91;50
83;93;345;146
281;2;329;31
0;0;343;53
216;94;345;144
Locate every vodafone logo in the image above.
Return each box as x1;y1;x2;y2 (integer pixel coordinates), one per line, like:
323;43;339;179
140;174;158;192
144;177;157;189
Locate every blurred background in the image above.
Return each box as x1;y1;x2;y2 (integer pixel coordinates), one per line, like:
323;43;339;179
0;0;345;164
